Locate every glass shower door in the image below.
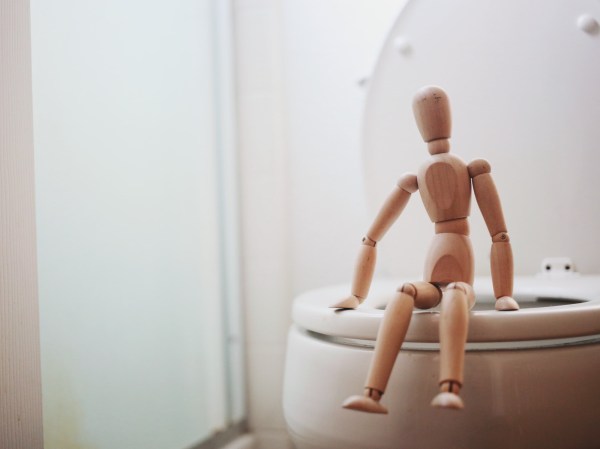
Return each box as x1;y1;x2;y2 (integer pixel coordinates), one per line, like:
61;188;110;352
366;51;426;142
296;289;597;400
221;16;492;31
30;1;244;448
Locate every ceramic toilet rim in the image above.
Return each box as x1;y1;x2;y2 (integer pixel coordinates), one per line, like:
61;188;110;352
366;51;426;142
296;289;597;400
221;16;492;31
299;327;600;352
292;275;600;344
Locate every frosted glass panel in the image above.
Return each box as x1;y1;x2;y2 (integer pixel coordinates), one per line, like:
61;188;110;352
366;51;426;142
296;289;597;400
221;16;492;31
31;1;242;448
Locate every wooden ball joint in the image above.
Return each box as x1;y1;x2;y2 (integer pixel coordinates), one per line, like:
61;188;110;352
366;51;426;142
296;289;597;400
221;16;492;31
332;85;519;414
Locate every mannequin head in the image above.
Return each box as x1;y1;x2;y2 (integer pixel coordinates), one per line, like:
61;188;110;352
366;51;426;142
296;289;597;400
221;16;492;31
412;86;452;154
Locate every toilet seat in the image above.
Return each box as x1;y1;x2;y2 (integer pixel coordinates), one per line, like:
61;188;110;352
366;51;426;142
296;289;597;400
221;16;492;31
293;276;600;345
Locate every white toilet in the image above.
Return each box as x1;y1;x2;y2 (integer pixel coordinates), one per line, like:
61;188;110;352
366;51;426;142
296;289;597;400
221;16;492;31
283;1;600;448
284;276;600;449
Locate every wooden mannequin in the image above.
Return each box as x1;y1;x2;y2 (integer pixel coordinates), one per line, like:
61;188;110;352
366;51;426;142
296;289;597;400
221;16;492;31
332;86;519;413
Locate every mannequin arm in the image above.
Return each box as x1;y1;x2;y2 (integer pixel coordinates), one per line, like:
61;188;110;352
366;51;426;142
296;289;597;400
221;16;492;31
468;159;518;311
331;174;418;309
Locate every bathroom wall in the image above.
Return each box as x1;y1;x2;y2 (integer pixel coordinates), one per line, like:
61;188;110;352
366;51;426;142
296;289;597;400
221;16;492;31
234;1;290;447
234;0;402;447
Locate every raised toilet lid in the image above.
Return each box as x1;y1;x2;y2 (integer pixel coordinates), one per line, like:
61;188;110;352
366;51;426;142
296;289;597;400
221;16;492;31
293;276;600;346
360;0;600;280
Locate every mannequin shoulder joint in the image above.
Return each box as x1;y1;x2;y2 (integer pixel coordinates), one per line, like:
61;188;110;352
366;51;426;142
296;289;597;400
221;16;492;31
397;173;418;193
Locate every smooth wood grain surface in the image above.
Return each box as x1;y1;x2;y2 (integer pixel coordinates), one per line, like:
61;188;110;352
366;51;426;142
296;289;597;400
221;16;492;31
351;244;377;300
412;85;452;145
418;153;471;223
365;291;414;393
366;183;413;242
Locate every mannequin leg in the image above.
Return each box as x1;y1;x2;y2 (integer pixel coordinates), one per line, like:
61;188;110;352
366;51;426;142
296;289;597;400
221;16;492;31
343;282;441;414
431;282;474;409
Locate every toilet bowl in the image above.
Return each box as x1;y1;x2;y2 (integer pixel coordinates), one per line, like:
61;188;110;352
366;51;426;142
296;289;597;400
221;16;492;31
283;275;600;449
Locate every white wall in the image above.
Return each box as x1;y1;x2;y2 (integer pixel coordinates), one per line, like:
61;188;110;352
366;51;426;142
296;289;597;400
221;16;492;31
234;1;401;447
234;1;291;447
283;0;404;294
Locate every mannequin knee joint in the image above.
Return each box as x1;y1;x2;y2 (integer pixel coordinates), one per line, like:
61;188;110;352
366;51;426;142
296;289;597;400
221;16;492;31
446;282;475;308
398;282;417;297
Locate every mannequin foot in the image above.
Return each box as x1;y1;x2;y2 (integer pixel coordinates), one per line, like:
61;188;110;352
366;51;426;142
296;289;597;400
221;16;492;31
431;380;464;410
431;392;464;409
342;388;388;414
495;296;519;311
330;295;361;309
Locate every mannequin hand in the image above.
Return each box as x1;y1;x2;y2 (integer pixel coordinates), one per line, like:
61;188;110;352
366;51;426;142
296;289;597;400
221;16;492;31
495;296;519;311
330;295;361;309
